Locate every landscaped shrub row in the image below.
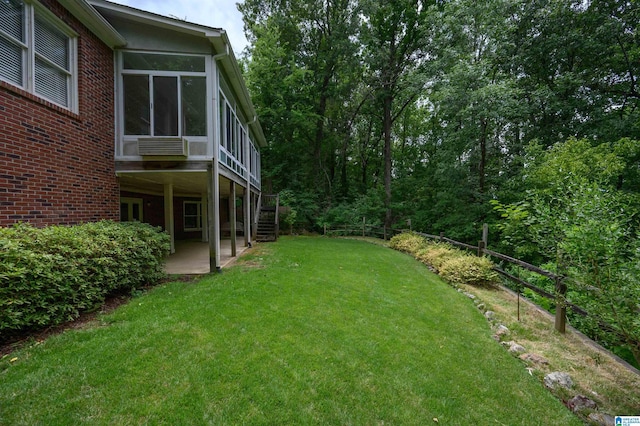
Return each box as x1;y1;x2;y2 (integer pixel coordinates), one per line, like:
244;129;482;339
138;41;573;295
389;232;499;287
0;221;170;336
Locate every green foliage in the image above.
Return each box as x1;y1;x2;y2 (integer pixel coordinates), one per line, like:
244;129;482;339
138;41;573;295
390;233;498;287
317;191;386;229
494;137;640;365
0;221;170;335
415;243;457;271
388;232;428;255
438;255;499;288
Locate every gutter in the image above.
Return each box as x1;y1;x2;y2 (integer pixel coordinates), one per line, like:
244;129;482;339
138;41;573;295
213;39;230;60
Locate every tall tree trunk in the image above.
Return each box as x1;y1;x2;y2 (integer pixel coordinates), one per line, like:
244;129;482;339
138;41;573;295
312;72;332;192
479;118;488;195
383;93;393;228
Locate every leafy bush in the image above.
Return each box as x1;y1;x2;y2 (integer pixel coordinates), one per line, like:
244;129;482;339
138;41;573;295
0;221;170;335
389;232;428;255
390;232;499;287
415;243;458;272
438;255;499;288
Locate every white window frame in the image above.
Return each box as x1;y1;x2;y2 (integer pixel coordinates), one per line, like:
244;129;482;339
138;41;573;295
218;90;248;178
0;0;78;111
120;51;208;138
183;201;203;231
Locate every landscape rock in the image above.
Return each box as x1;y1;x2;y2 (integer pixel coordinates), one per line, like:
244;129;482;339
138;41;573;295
587;412;615;426
508;343;526;353
544;372;573;389
566;395;597;413
519;353;549;365
493;324;509;337
476;303;486;311
484;311;495;320
464;292;476;300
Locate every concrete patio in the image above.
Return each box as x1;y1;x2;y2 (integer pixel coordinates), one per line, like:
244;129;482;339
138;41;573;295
164;239;249;275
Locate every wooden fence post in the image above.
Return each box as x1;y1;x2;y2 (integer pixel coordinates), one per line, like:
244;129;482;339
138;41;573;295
363;217;366;237
439;232;444;242
477;240;485;257
482;223;488;247
384;226;387;240
554;277;567;334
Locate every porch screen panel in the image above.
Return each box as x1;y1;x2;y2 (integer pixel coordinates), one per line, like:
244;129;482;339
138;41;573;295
153;76;178;136
219;97;225;148
225;106;232;151
123;52;205;72
123;75;150;135
182;77;206;136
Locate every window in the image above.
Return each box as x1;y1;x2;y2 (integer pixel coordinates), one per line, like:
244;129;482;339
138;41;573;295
0;0;77;110
184;201;202;231
120;198;143;222
121;52;206;137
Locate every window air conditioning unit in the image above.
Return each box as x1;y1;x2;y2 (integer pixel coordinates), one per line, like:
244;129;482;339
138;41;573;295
138;138;188;157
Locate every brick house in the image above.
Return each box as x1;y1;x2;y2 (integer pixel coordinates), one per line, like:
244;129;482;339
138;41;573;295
0;0;265;271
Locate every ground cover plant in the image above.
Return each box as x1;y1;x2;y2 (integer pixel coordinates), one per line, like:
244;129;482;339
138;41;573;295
390;232;499;287
0;237;580;424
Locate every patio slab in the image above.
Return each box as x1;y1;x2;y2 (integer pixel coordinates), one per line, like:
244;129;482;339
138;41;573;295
164;239;249;275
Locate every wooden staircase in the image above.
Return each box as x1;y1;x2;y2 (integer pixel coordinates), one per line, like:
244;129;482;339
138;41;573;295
255;194;279;242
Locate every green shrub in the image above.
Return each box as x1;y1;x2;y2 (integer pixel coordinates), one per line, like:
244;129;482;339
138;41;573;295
0;221;170;335
438;255;499;287
389;232;428;255
390;232;498;287
415;243;458;272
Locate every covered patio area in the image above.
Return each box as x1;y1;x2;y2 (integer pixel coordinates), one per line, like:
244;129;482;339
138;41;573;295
164;239;250;275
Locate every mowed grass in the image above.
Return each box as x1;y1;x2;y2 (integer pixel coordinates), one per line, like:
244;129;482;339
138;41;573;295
0;237;581;425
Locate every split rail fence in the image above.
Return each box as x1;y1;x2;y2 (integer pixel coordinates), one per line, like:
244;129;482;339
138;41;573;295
324;220;599;335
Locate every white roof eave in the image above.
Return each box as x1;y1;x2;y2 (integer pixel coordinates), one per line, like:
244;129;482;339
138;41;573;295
88;0;224;40
59;0;126;47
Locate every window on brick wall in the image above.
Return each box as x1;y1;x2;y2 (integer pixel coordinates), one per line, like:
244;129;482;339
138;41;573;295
121;52;207;137
0;0;77;111
120;197;143;222
183;201;202;231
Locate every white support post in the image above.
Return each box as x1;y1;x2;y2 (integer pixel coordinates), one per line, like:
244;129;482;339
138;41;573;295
244;123;251;248
229;181;237;257
207;163;221;272
164;183;175;254
201;192;208;243
244;188;251;247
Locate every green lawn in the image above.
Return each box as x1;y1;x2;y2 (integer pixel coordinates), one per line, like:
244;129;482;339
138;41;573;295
0;236;580;425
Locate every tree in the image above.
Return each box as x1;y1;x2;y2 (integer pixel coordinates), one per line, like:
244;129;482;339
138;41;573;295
494;138;640;365
359;0;436;228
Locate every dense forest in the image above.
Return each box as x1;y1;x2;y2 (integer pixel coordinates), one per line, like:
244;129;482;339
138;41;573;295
238;0;640;365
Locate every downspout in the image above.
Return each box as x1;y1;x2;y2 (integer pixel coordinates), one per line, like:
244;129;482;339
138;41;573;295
248;114;258;244
213;39;229;61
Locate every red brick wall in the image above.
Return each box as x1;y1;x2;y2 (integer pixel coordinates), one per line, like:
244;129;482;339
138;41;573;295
0;0;118;227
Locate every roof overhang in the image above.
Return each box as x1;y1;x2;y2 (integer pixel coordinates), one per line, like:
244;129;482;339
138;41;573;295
58;0;126;48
